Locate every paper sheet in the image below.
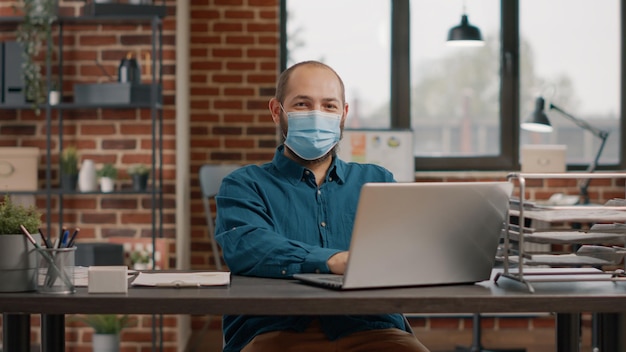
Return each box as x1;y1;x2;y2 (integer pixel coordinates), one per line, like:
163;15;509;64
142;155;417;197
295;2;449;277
131;271;231;287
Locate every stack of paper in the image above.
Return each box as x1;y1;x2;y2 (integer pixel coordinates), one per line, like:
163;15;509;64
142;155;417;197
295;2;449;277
131;272;231;287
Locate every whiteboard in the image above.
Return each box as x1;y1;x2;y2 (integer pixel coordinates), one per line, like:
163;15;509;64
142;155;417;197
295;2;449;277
338;129;415;182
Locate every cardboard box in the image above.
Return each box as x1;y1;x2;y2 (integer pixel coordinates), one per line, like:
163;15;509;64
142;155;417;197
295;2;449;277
0;147;39;191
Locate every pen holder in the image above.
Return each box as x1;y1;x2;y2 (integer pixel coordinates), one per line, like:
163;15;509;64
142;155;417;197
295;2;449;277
36;247;76;294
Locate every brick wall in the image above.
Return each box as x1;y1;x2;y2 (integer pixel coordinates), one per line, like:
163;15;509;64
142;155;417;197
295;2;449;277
1;0;624;350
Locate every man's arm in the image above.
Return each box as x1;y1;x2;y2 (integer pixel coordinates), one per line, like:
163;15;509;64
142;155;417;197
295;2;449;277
215;174;342;278
327;251;349;274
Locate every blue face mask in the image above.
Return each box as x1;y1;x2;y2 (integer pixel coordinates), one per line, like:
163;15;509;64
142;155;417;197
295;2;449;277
283;108;342;160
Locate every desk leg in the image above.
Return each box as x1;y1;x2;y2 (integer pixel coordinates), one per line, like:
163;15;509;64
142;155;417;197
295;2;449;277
592;313;619;351
41;314;65;352
2;313;30;351
556;313;580;352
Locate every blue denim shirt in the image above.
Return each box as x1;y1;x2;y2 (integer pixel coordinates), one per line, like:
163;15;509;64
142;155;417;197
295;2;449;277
215;145;407;352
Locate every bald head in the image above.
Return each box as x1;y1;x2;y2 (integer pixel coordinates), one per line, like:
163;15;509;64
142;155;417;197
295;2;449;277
274;61;346;106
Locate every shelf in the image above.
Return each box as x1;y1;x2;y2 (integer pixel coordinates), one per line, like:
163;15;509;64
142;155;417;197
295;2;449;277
0;14;163;25
508;254;622;267
4;189;161;196
0;102;162;110
498;172;626;291
508;230;626;245
1;12;164;243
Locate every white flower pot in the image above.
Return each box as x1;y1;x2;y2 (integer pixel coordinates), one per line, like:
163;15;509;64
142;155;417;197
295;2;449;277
48;91;60;105
92;333;120;352
100;177;115;193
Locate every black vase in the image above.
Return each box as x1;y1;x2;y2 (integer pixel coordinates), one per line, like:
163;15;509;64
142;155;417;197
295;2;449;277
132;174;149;192
61;173;78;191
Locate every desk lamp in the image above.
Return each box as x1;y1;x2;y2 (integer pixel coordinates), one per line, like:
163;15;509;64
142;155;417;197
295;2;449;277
447;2;484;47
521;97;610;204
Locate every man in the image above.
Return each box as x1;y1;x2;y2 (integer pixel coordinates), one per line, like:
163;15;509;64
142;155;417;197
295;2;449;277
215;61;429;352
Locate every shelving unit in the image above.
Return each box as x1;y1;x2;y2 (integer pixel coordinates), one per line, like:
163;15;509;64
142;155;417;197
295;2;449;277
496;172;626;293
1;11;166;351
0;14;165;251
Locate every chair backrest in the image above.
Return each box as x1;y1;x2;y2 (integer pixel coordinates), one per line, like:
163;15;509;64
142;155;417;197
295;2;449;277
199;164;241;270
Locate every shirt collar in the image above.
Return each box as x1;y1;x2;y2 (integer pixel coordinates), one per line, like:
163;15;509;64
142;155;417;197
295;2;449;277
272;145;346;185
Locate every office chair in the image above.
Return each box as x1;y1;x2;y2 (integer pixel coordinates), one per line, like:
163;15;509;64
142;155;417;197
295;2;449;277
199;164;241;270
190;164;241;352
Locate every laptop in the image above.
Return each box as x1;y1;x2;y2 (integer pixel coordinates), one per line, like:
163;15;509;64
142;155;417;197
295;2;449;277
293;181;513;290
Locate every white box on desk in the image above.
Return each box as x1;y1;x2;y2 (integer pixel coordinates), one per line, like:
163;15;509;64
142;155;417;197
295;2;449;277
520;144;566;173
88;266;128;294
0;147;39;191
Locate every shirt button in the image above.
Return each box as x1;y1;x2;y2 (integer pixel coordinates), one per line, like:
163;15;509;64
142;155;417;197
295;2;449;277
317;190;321;195
320;222;326;227
304;170;310;175
329;177;333;181
281;270;287;275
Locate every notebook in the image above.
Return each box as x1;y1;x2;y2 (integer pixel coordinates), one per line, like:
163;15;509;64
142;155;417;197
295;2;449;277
293;181;513;290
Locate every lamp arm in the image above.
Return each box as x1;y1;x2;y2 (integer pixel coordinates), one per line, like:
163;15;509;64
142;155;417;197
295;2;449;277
548;104;611;205
579;134;609;205
549;104;609;140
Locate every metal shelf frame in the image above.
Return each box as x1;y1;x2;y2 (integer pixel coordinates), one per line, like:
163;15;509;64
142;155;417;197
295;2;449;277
497;172;626;293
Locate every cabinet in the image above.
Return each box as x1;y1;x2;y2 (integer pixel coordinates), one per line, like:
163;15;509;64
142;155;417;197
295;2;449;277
0;13;165;259
496;172;626;292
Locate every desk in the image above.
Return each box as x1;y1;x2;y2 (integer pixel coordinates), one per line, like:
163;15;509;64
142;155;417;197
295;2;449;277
1;273;625;351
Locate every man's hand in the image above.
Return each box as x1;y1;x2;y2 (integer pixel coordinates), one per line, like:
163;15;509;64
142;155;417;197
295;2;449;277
327;251;349;274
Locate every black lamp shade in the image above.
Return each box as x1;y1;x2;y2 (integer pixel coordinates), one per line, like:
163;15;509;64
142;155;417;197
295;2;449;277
521;97;554;133
447;14;484;47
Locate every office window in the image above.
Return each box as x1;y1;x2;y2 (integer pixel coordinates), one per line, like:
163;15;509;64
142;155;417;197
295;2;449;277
411;0;501;157
285;0;391;129
519;0;621;168
284;0;625;171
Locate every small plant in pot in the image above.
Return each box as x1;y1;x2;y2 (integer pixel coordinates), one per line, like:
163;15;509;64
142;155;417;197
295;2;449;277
0;194;43;292
127;163;150;192
97;163;118;193
74;314;134;352
60;146;79;191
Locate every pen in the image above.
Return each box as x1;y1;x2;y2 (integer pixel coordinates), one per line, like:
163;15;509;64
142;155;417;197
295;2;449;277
57;227;66;249
59;228;68;248
20;225;39;248
67;228;80;248
38;228;51;249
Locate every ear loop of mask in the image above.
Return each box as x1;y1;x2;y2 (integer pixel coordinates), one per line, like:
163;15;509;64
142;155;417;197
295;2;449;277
278;103;288;140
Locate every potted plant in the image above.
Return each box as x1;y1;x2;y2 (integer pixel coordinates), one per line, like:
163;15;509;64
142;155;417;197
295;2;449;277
0;194;43;292
130;243;152;270
75;314;134;352
60;146;79;191
15;0;59;114
97;163;118;193
127;163;150;191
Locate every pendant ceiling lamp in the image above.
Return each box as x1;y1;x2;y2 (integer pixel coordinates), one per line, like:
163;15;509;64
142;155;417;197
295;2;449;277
447;3;484;47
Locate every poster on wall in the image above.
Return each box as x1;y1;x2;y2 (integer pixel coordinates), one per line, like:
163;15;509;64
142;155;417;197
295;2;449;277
338;129;414;182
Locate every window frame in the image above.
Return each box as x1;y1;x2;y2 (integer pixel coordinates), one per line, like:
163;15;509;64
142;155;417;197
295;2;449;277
280;0;626;171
